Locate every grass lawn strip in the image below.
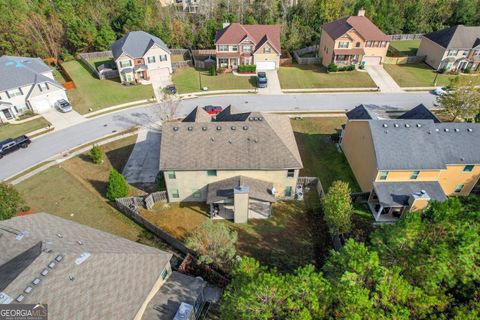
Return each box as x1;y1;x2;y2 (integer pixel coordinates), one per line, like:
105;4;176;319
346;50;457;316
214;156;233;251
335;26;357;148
0;117;51;140
388;40;420;56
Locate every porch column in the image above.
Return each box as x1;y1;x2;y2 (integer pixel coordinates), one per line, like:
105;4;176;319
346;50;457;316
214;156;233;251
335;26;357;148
234;186;249;224
375;205;383;220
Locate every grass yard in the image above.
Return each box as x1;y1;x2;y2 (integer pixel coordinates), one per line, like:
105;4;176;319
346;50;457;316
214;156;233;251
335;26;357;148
278;65;376;89
384;63;480;87
86;57;115;70
61;60;154;114
172;67;255;93
0;117;51;140
388;40;420;56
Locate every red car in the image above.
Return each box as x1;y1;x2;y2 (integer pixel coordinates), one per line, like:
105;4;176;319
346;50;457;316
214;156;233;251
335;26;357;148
204;105;223;115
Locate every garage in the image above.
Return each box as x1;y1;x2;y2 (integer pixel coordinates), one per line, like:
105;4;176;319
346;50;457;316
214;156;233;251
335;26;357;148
31;99;51;113
363;56;382;65
149;67;171;88
256;61;276;71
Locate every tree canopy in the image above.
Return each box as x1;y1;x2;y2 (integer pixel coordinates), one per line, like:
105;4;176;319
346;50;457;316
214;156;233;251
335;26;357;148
0;183;28;220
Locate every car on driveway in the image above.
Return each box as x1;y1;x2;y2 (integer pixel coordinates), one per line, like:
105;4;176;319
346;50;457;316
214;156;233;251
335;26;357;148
257;72;268;88
55;99;72;113
164;85;177;95
0;135;31;159
432;87;448;96
204;105;223;115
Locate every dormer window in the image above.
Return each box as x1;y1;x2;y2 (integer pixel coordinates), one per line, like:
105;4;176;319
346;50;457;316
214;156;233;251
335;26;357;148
447;49;458;56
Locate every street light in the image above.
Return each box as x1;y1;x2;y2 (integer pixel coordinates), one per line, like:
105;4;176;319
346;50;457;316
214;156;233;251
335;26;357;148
198;70;202;90
433;70;439;86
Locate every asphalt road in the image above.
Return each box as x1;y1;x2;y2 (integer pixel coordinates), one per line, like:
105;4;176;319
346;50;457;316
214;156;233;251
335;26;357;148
0;92;437;180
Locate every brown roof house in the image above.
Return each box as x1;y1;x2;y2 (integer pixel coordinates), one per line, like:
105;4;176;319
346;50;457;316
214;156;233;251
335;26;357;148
319;9;390;66
214;23;281;70
159;106;303;223
417;25;480;72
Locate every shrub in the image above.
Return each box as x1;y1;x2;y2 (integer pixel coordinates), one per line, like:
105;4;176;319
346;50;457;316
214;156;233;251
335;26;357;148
0;183;28;220
358;64;365;70
89;145;104;164
338;66;346;72
210;65;217;76
463;68;471;74
106;169;129;200
347;65;356;71
327;63;338;72
217;67;226;74
322;180;353;237
437;67;447;74
238;64;256;73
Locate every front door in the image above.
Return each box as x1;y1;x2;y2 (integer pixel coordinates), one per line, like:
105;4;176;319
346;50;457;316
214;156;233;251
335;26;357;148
2;108;13;120
457;61;468;71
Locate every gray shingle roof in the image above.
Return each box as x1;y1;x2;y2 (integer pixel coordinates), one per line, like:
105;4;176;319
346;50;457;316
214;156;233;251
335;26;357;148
160;110;303;171
110;31;170;61
399;104;440;123
423;25;480;49
434;123;480;165
0;213;172;320
207;176;276;204
183;106;211;123
373;181;447;207
0;56;61;92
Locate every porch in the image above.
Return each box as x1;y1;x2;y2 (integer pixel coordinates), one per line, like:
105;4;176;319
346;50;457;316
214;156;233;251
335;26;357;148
333;48;364;65
120;66;150;84
217;55;253;70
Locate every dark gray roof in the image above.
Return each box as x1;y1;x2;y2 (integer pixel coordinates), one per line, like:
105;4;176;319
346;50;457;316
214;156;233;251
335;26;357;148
183;106;211;123
0;242;42;292
0;56;61;91
111;31;170;60
423;25;480;49
434;123;480;165
373;181;447;207
399;104;440;123
160;111;303;171
206;176;276;204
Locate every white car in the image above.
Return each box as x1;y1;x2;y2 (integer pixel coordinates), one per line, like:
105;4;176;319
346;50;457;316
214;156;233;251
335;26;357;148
433;87;448;96
55;99;73;113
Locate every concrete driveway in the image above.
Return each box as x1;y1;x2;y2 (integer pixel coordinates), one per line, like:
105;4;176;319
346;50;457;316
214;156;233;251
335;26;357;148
365;65;403;93
258;70;282;95
42;108;86;130
122;128;161;184
150;69;172;101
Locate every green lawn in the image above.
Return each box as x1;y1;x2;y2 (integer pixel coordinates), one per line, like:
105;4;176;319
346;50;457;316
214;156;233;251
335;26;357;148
388;40;420;56
278;65;376;89
86;57;115;70
384;63;480;87
0;117;51;140
61;60;154;114
172;67;255;94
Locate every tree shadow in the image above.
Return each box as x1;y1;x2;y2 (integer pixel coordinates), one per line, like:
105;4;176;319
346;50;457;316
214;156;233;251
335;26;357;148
105;143;136;172
248;76;258;87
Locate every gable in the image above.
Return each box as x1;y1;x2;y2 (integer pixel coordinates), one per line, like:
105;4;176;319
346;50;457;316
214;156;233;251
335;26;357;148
254;41;280;55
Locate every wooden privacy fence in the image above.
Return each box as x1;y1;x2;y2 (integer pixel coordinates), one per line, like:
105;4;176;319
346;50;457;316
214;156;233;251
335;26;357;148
293;45;321;65
388;33;423;41
280;50;293;66
297;176;325;197
57;63;76;90
78;51;118;80
192;49;216;69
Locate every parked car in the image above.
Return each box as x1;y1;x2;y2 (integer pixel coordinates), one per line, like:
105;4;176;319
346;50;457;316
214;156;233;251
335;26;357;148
257;72;268;88
433;87;448;96
55;99;72;113
164;85;177;95
204;105;223;115
0;135;31;159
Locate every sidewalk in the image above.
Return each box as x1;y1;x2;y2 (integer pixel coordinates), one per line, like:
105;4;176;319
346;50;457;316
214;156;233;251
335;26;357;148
365;65;403;93
42;109;86;130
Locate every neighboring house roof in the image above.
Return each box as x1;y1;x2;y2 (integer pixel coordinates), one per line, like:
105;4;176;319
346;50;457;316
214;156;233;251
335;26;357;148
0;56;62;92
322;16;389;41
373;181;447;207
423;25;480;49
346;104;401;120
160;107;303;170
206;176;276;204
111;31;171;61
0;213;172;319
399;104;440;123
214;23;281;54
182;106;211;122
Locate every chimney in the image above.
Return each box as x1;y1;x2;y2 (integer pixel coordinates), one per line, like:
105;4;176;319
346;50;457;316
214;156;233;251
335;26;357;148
357;8;365;16
223;21;230;29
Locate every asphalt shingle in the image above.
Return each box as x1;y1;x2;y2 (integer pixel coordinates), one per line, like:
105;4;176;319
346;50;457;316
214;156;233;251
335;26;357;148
110;31;170;61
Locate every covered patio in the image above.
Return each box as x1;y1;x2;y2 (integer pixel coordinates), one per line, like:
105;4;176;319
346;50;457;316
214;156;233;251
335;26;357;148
333;48;364;65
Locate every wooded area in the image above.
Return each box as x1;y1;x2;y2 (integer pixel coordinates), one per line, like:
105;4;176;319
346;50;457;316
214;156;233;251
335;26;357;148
1;0;479;59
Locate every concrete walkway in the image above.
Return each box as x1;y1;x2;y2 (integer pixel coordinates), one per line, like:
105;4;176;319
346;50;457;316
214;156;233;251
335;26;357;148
42;108;86;130
258;70;282;95
122;128;162;184
365;65;403;93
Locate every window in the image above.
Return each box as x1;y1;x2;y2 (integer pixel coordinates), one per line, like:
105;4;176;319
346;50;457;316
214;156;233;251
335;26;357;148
167;171;176;179
338;41;349;48
284;186;292;197
475;50;480;57
366;41;372;47
135;59;143;64
355;42;361;48
161;268;168;280
6;88;22;98
381;41;387;47
147;56;156;63
171;188;180;198
232;45;238;52
14;104;28;114
159;55;168;62
463;165;474;172
447;49;458;56
410;170;420;180
125;74;133;82
462;51;468;56
192;189;201;198
243;45;252;53
373;41;379;47
207;170;217;177
219;58;228;67
454;184;464;193
287;169;295;178
219;45;228;51
264;46;271;53
379;171;389;180
119;60;132;68
38;83;49;92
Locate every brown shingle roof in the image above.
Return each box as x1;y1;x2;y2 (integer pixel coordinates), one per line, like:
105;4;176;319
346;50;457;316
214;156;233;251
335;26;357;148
322;16;389;41
183;106;211;123
215;23;281;54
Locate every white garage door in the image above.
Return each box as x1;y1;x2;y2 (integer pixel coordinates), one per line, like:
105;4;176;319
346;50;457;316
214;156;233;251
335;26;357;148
256;61;276;71
32;99;51;113
149;67;171;88
363;56;381;65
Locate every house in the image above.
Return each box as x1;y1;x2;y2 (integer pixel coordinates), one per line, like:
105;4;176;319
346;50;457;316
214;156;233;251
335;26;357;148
0;56;68;122
319;9;390;66
110;31;172;85
341;104;480;222
417;25;480;72
214;23;281;71
159;106;303;223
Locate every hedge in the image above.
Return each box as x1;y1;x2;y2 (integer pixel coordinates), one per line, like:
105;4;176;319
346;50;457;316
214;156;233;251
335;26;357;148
238;64;256;73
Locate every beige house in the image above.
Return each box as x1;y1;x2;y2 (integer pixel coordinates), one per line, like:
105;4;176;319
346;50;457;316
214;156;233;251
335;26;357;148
110;31;172;85
159;106;303;223
319;9;390;66
417;25;480;71
214;23;281;70
341;104;480;222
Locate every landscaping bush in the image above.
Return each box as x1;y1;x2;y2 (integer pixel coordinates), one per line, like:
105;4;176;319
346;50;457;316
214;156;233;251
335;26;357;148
463;68;471;74
217;67;226;74
327;63;338;72
347;65;356;71
209;65;217;76
358;64;365;70
106;168;129;200
0;183;28;220
338;66;346;72
89;145;104;164
437;67;447;74
238;64;256;73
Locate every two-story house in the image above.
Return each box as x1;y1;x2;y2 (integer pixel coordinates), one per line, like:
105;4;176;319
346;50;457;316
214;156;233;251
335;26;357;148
319;9;390;66
341;104;480;222
110;31;172;85
0;56;68;122
214;23;281;71
417;25;480;72
159;106;303;223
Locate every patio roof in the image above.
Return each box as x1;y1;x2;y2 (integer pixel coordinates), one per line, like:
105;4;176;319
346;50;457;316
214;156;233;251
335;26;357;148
120;67;133;74
373;181;447;207
206;176;276;204
133;64;148;71
334;48;365;55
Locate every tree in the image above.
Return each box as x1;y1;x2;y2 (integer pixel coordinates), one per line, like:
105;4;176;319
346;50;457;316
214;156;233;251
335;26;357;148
94;25;116;51
0;183;27;220
89;145;104;164
185;220;237;268
106;169;129;200
322;180;353;237
438;77;480;121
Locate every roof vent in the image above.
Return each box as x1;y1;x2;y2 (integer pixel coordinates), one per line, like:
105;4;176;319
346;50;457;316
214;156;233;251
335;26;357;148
231;126;236;130
228;140;232;144
16;295;25;303
444;128;449;132
249;117;254;121
216;126;221;131
210;137;214;142
173;126;179;131
416;124;421;128
77;240;83;245
69;275;75;281
56;233;63;238
202;126;207;131
55;255;63;262
384;130;388;134
48;261;56;269
405;124;410;128
40;269;49;276
243;126;248;130
75;252;91;265
435;128;439;132
382;124;388;128
258;117;263;121
467;128;473;132
24;286;33;294
187;126;193;131
454;128;460;132
253;138;258;143
394;124;399;128
32;278;41;285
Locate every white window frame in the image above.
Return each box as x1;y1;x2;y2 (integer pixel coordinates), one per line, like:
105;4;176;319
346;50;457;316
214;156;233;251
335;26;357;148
159;55;168;62
338;41;349;48
147;56;156;64
243;45;252;53
232;45;238;52
447;49;458;57
219;45;228;52
264;46;271;53
119;60;132;68
38;83;49;92
7;88;22;97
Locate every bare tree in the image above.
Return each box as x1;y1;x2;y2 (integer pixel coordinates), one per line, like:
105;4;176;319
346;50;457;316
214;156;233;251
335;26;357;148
22;11;64;60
